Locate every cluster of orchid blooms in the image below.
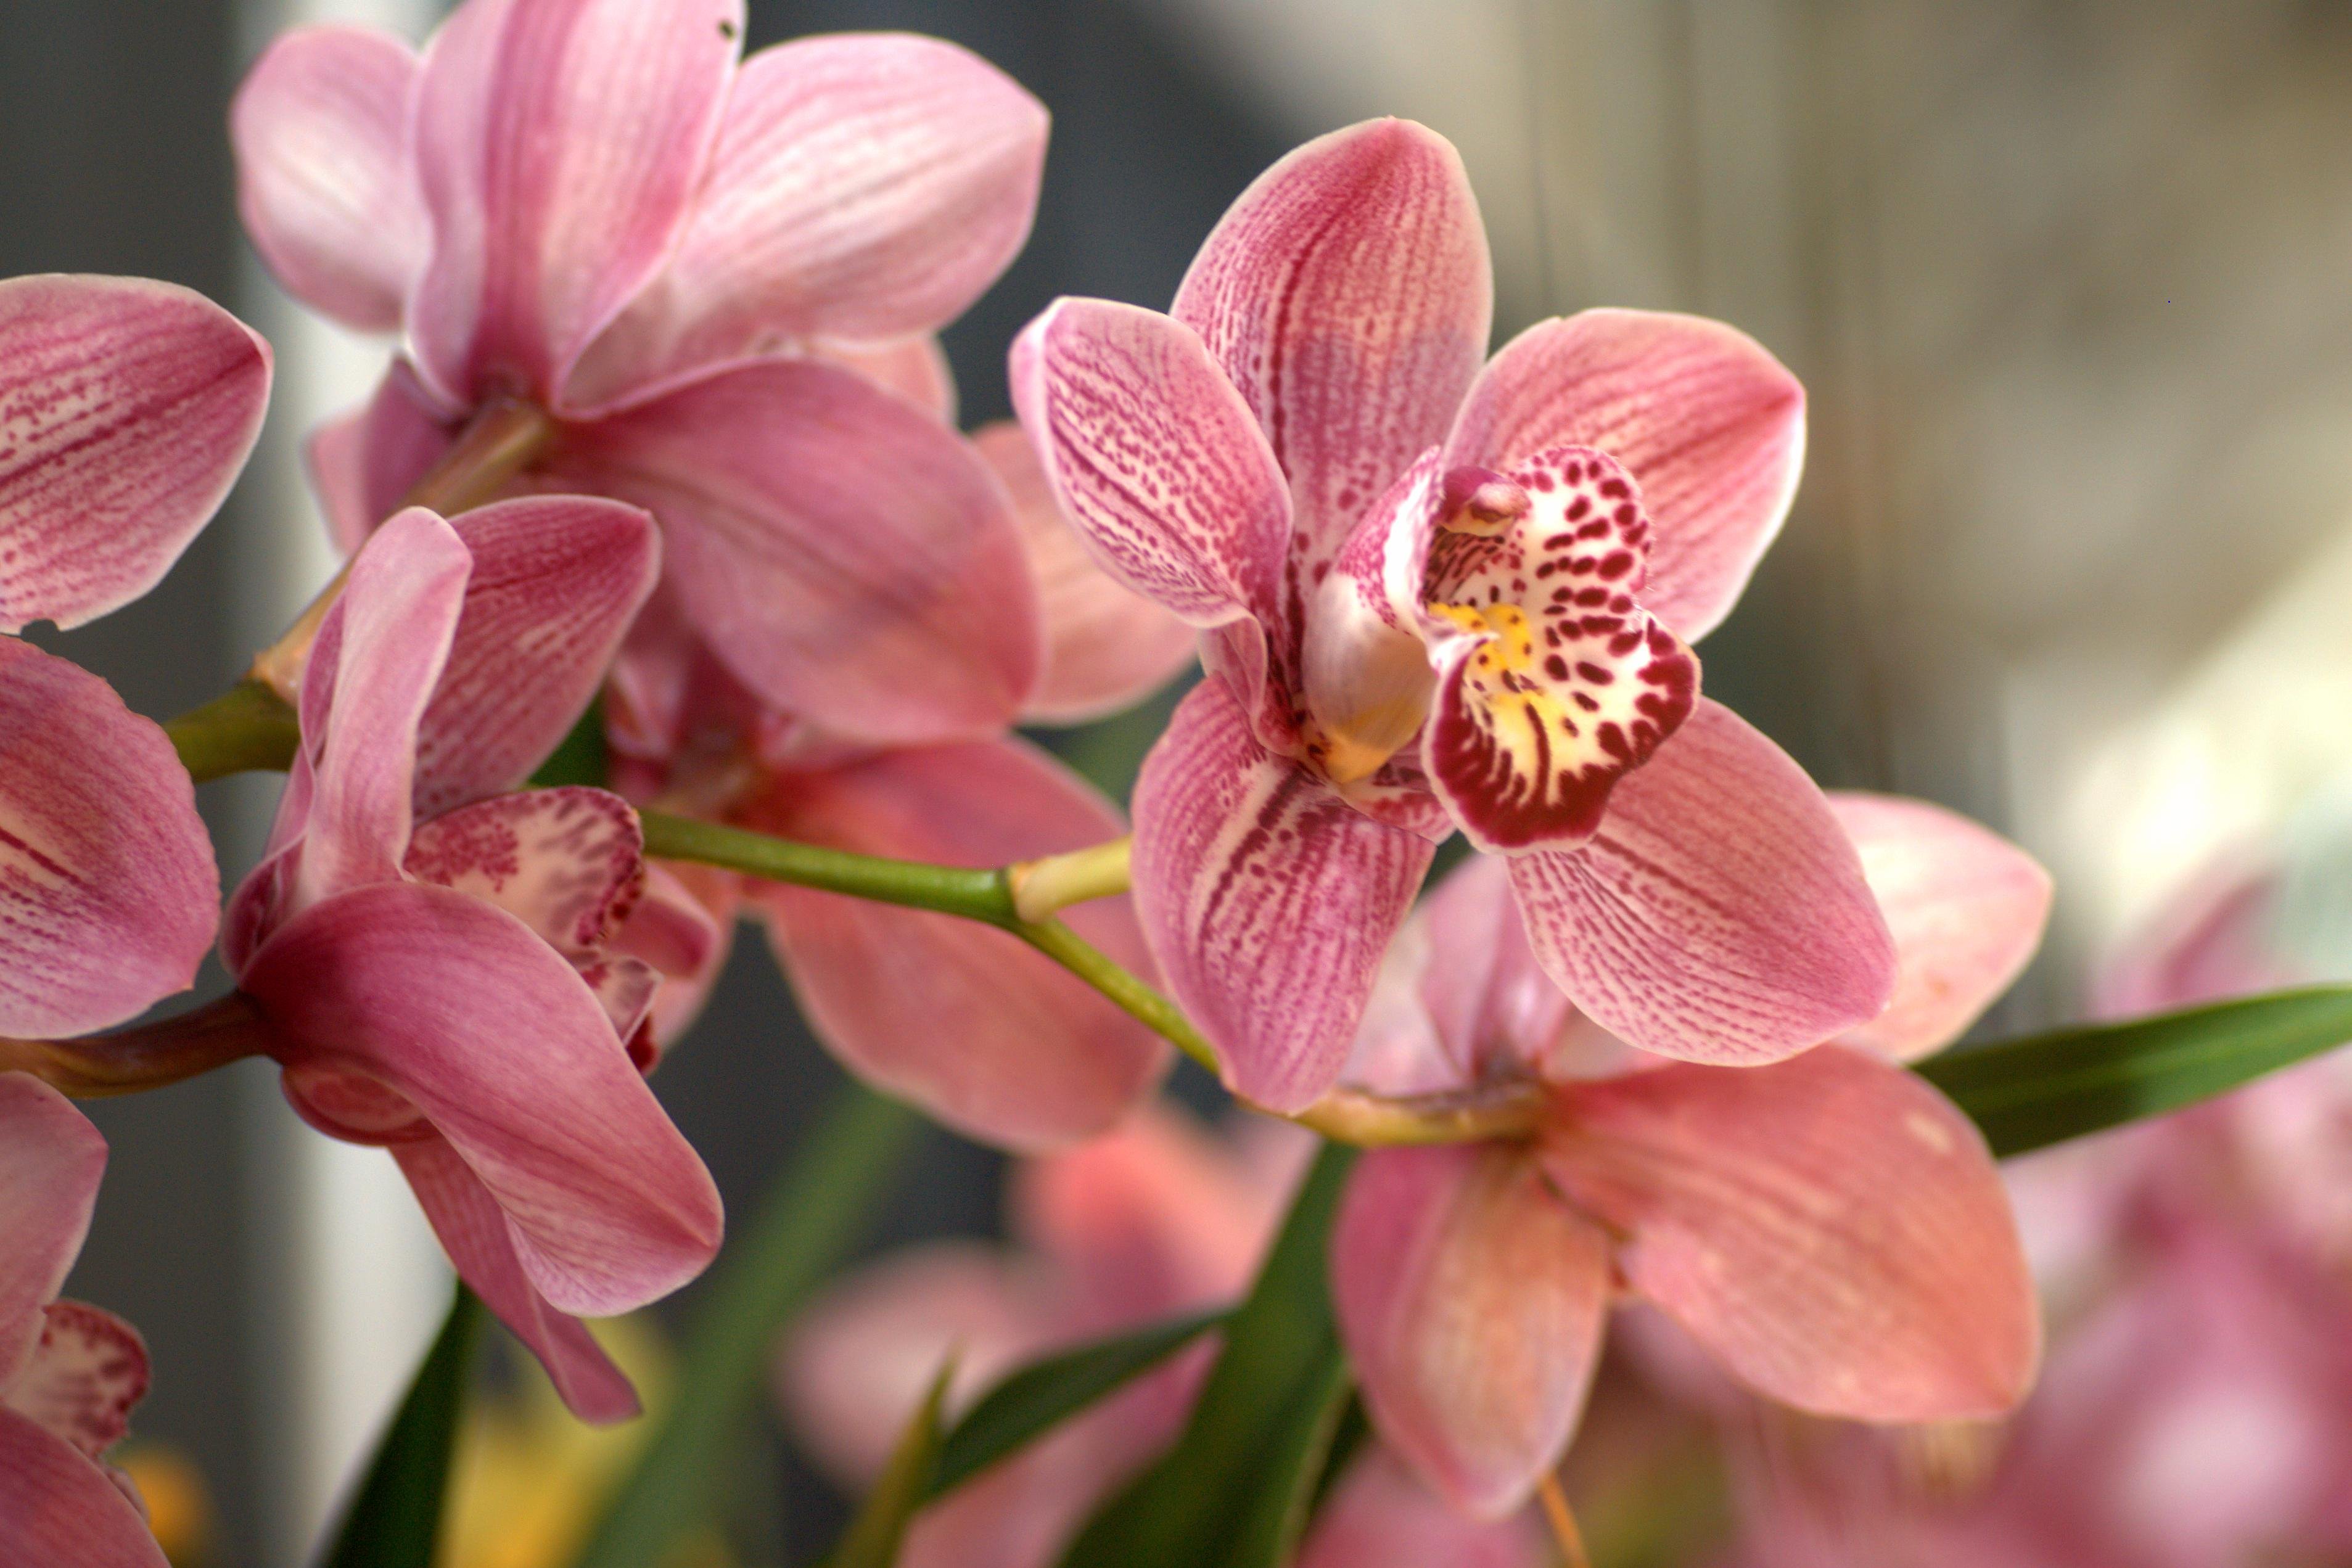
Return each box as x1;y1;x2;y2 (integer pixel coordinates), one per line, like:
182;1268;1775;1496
0;2;2338;1565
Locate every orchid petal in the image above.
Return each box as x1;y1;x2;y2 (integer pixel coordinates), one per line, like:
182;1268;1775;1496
553;357;1040;744
0;276;269;630
1508;699;1895;1065
1010;1106;1289;1323
231;25;426;330
305;360;461;557
0;1077;105;1387
1447;310;1805;642
241;882;721;1316
1416;857;1584;1086
826;335;957;424
1132;679;1434;1112
1421;447;1698;853
1332;1145;1611;1517
1543;1046;2040;1421
1297;1449;1548;1568
1172;118;1492;567
569;34;1046;406
2094;859;2284;1017
746;737;1164;1150
292;509;471;908
1010;297;1291;635
973;421;1197;724
614;862;733;1062
1828;793;2052;1062
0;644;218;1037
414;498;660;815
0;1409;167;1568
2;1303;148;1464
408;0;742;406
403;787;642;961
393;1138;638;1422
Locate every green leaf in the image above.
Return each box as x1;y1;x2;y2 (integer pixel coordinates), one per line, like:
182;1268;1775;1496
569;1082;923;1568
1058;1142;1358;1568
319;1285;485;1568
932;1308;1228;1497
824;1356;957;1568
1921;985;2352;1157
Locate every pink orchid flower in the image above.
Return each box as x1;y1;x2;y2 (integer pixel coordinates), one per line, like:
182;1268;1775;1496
1328;794;2049;1520
780;1107;1539;1568
0;274;268;1040
1014;117;1897;1111
234;1;1051;742
218;502;722;1421
603;615;1174;1151
0;1074;166;1568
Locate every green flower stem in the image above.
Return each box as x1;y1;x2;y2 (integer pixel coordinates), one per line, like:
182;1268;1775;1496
637;811;1020;924
164;679;300;782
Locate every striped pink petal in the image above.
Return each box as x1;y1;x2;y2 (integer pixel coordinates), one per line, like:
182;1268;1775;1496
241;881;722;1316
0;276;269;630
1543;1046;2040;1422
0;644;218;1038
1331;1144;1611;1517
1131;679;1433;1112
413;497;660;815
394;1138;638;1422
231;24;427;330
303;359;461;556
1011;297;1291;638
569;33;1046;407
0;1408;167;1568
974;421;1196;724
1172;119;1492;567
1829;792;2052;1062
553;358;1040;744
407;0;742;406
1507;698;1895;1065
1445;310;1805;642
1412;856;1581;1087
745;737;1164;1150
0;1077;105;1388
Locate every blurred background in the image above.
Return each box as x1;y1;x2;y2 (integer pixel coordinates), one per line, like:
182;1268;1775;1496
10;0;2352;1561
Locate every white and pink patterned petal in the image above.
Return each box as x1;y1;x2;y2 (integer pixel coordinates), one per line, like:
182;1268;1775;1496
1131;679;1434;1112
0;276;269;630
569;33;1046;407
0;646;220;1039
231;24;427;331
403;787;644;960
1;1302;148;1463
1172;118;1492;567
1012;297;1294;642
1829;793;2052;1062
1507;699;1895;1065
1447;310;1805;643
1331;1144;1611;1517
974;422;1198;725
407;0;742;406
1419;448;1696;853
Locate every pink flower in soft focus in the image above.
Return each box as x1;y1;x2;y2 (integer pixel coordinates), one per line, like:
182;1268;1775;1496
603;611;1174;1151
234;2;1054;743
1014;117;1898;1111
217;503;722;1422
1329;795;2049;1520
0;275;269;1040
0;1074;167;1567
779;1107;1540;1568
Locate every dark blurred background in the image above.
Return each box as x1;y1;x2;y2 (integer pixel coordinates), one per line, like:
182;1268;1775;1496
13;0;2352;1562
